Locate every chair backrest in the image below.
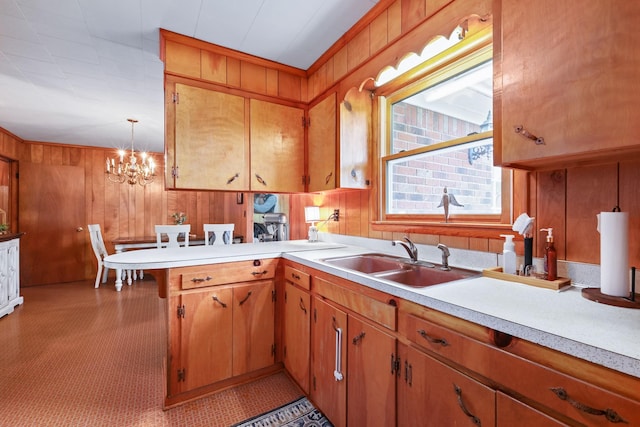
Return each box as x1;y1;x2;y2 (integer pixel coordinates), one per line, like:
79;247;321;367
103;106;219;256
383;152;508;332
88;224;109;260
203;223;234;246
155;224;191;249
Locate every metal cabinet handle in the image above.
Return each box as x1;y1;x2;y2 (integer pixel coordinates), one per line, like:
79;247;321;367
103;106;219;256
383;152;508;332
514;125;545;145
255;173;267;186
418;329;449;346
291;272;301;280
238;291;252;306
227;173;239;184
211;295;227;308
454;384;481;426
251;270;268;276
333;316;344;381
352;331;366;345
191;276;212;283
550;387;628;424
324;171;333;185
298;297;307;314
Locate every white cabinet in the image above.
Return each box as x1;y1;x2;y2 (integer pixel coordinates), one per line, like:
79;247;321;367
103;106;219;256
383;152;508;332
0;236;22;318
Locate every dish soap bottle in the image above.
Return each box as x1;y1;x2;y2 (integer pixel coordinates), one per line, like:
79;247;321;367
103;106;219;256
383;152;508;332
500;234;517;275
540;228;557;281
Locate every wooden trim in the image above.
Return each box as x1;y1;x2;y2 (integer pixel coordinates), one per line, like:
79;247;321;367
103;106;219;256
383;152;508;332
160;29;307;78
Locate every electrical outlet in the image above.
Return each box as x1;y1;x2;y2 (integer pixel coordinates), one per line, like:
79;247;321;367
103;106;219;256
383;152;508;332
333;209;340;221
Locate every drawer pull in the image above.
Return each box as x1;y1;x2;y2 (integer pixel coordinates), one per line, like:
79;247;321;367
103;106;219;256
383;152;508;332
550;387;628;424
514;124;545;145
251;270;268;276
299;298;307;314
211;295;227;308
418;329;449;347
191;276;212;283
238;291;252;306
454;384;481;426
291;272;301;280
352;331;366;345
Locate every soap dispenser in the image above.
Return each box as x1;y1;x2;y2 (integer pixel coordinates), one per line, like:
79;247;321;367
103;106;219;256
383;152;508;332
500;234;517;275
540;228;557;281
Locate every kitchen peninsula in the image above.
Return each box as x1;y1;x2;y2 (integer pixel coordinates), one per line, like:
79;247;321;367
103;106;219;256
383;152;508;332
104;238;640;425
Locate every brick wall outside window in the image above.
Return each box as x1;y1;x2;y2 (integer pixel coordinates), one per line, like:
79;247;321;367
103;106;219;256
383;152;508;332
389;102;497;214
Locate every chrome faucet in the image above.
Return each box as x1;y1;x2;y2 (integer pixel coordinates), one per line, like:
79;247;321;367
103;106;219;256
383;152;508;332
392;236;418;263
437;243;451;270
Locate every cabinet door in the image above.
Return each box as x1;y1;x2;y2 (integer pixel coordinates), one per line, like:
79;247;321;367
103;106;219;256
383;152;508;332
232;280;275;376
347;316;396;427
397;343;495;427
250;99;305;192
311;297;347;427
497;392;566;427
180;287;233;392
308;92;336;192
172;83;249;190
499;0;640;167
339;87;371;188
283;282;311;393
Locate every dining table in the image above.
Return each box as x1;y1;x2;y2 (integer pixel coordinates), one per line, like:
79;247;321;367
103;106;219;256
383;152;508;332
111;234;207;285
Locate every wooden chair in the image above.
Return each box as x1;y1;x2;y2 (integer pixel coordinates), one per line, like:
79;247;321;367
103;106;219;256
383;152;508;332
203;223;235;246
88;224;133;288
155;224;191;248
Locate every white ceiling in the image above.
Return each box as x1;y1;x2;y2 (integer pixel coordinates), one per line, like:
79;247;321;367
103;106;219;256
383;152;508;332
0;0;379;153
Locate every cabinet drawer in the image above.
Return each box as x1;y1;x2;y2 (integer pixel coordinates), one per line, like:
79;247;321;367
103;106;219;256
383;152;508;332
314;277;396;330
180;259;277;289
284;265;310;290
399;312;640;425
399;312;473;366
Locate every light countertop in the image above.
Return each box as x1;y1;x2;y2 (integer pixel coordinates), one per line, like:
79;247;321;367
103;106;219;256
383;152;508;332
104;239;640;379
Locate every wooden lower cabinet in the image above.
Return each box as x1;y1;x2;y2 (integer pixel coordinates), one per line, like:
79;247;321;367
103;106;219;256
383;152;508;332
311;296;348;427
169;280;274;397
311;295;396;427
232;281;276;376
177;287;234;392
165;259;278;406
497;392;567;427
397;342;495;427
347;315;396;427
283;281;311;393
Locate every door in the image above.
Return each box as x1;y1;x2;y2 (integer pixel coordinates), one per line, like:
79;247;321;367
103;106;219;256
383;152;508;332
308;92;336;192
398;343;496;426
311;296;347;427
19;163;85;286
250;99;305;192
347;316;396;427
232;280;275;376
172;83;249;190
283;281;311;393
180;287;233;392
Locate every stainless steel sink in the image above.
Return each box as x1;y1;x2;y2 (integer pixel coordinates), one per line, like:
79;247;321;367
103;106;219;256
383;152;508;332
321;253;479;287
373;265;478;287
320;253;407;274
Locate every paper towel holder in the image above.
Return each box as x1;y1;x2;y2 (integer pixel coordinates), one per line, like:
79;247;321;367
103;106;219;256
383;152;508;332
581;266;640;309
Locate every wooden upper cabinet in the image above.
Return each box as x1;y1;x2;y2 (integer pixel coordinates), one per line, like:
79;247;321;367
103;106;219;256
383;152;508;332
496;0;640;168
339;87;371;188
308;92;337;192
168;82;249;190
250;99;305;192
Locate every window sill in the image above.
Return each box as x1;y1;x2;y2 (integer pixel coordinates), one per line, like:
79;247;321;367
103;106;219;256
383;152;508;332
371;220;513;240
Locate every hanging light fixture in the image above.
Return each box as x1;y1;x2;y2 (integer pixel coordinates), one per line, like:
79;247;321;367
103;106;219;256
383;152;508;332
106;118;156;186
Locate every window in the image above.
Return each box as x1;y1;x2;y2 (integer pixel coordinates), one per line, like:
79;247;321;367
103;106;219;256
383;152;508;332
378;26;508;223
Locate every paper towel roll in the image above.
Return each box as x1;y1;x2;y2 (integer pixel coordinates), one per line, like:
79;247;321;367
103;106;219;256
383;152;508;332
598;211;630;297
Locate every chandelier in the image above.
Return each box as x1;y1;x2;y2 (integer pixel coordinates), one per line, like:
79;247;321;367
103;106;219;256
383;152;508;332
106;118;156;186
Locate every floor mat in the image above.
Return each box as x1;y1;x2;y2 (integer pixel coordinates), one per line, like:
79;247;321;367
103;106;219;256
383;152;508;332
231;396;333;427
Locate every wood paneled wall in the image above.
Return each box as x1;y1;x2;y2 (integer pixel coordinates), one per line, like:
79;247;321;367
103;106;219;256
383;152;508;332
1;128;249;283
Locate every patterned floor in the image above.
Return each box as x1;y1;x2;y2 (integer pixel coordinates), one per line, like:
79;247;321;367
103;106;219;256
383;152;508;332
0;278;303;426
